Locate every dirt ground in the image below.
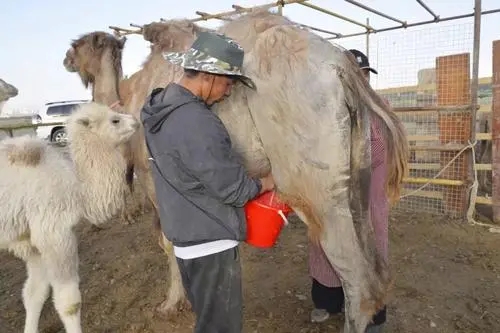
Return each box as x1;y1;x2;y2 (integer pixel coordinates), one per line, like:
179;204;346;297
1;204;499;333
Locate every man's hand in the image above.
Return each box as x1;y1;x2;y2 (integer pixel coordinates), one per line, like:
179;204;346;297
259;173;275;194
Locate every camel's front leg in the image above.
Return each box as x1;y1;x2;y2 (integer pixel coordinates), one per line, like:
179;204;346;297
23;255;50;333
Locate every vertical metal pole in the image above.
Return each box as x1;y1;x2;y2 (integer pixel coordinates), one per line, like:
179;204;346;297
467;0;482;220
492;40;500;223
471;0;482;125
366;17;370;58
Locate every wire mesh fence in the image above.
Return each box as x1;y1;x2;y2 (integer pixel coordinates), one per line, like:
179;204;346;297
332;19;489;218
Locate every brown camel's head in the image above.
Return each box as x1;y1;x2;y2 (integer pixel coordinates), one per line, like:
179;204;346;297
142;20;204;52
63;31;126;88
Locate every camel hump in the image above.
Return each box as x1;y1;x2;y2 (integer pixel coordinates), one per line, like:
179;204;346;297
2;135;46;167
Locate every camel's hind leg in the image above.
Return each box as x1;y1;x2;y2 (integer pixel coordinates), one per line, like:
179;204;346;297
156;229;191;317
22;255;50;333
48;265;82;333
39;240;82;333
314;207;387;333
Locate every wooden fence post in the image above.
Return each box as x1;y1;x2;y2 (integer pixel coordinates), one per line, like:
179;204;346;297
492;40;500;223
436;53;471;218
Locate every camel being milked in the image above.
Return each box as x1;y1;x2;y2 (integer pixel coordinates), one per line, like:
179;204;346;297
63;9;409;333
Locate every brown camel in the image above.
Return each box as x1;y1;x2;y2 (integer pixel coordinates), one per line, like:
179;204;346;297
63;31;141;223
63;21;204;317
64;10;409;333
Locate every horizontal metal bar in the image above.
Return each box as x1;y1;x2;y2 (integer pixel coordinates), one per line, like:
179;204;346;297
327;8;500;40
475;196;492;205
112;0;309;34
392;104;479;113
416;0;439;21
406;133;492;142
344;0;406;26
409;144;468;151
0;121;65;131
298;23;341;37
196;11;233;21
108;25;142;36
188;0;308;23
297;1;373;30
403;177;465;186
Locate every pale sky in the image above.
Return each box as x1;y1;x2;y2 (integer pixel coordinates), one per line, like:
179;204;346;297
1;0;498;114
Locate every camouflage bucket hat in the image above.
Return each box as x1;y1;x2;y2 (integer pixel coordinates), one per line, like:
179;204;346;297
163;31;256;90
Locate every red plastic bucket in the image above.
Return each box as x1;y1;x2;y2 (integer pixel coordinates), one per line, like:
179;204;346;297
244;191;293;248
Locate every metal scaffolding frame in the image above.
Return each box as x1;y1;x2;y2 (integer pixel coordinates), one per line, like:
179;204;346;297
107;0;499;153
107;0;500;116
109;0;500;43
107;0;500;76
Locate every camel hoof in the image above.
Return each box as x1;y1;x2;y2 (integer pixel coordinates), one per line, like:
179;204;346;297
155;298;192;319
89;224;105;232
123;216;135;224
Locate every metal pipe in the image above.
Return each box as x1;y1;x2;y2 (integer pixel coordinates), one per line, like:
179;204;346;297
470;0;482;142
297;1;373;30
188;0;308;22
196;11;233;21
366;17;370;58
108;26;142;36
344;0;406;26
416;0;439;20
299;23;341;37
112;0;310;35
327;8;500;40
492;40;500;223
465;0;482;222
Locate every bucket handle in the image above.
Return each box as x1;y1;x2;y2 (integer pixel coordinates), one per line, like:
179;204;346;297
278;210;289;226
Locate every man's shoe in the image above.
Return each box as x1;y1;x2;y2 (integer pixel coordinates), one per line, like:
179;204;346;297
310;308;330;323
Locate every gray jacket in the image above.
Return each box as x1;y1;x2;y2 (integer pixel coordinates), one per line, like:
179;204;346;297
140;83;262;247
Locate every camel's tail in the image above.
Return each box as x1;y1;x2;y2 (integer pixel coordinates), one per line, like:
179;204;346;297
343;51;409;204
1;135;46;167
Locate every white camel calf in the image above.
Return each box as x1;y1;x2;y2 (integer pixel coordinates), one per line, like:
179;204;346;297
0;102;139;333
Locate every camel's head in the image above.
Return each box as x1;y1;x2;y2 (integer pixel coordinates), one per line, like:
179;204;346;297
63;31;126;88
0;78;18;102
67;102;139;146
142;20;204;52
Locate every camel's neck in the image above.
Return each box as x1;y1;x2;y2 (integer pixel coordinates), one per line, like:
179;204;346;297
69;134;128;224
125;51;184;118
92;49;122;106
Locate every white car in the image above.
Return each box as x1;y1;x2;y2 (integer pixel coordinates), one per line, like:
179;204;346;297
33;100;90;146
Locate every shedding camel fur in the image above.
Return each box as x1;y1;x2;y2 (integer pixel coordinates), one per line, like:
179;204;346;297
0;103;139;333
63;10;409;332
209;11;409;332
